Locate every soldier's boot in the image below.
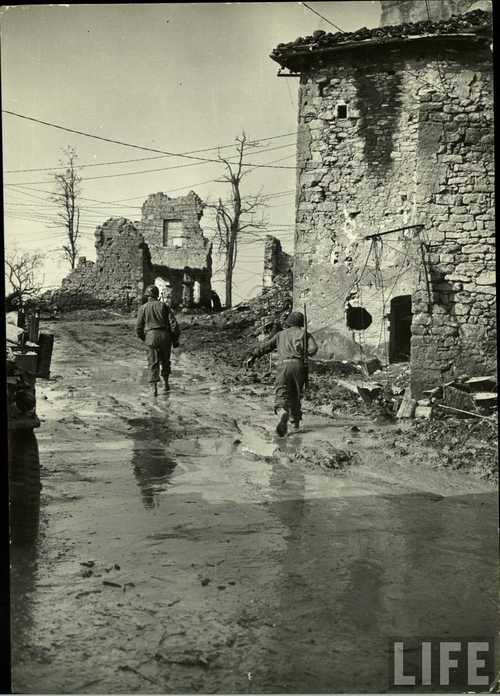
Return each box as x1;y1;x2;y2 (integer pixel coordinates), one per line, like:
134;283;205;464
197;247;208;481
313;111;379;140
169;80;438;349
163;378;170;392
275;408;289;437
151;383;158;397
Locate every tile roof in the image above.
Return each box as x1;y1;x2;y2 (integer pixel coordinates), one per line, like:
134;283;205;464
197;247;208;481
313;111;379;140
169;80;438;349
270;9;492;70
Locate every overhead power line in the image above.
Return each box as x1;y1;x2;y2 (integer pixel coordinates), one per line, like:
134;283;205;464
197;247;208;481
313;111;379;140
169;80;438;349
2;110;297;170
3;130;300;174
299;2;345;32
3;141;297;186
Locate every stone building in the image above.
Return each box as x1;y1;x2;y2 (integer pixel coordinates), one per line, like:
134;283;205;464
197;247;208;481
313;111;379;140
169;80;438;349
48;191;213;312
263;235;293;288
53;218;151;310
380;0;492;25
139;190;212;308
271;9;494;396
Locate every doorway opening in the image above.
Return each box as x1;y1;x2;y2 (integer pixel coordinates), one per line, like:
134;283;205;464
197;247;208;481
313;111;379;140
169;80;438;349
389;295;412;363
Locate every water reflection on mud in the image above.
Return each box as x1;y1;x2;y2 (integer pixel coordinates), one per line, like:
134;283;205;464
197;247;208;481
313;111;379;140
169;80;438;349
9;430;42;667
9;430;41;547
129;417;178;509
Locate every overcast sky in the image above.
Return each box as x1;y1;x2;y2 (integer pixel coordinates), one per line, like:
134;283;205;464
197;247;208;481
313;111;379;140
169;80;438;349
1;2;380;301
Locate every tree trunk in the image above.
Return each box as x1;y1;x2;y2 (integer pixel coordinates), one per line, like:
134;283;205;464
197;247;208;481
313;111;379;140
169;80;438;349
225;241;233;308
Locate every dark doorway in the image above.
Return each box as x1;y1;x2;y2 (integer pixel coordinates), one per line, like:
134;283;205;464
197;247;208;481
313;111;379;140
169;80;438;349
389;295;412;363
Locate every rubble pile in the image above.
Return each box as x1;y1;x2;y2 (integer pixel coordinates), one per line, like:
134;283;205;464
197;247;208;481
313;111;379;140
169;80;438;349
179;275;292;380
390;373;498;421
290;442;358;471
407;416;498;482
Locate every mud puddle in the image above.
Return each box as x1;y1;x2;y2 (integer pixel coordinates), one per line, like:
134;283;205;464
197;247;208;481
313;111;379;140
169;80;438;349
9;320;498;694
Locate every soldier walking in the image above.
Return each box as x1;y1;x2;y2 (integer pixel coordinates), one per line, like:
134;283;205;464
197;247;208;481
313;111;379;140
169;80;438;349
246;311;318;436
136;285;180;396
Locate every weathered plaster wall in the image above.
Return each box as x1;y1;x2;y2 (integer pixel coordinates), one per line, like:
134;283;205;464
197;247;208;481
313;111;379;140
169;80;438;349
380;0;492;25
263;235;293;288
293;41;494;394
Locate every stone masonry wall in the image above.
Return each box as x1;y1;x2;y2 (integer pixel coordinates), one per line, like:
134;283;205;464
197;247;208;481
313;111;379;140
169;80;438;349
140;190;212;271
140;190;212;308
50;218;151;311
410;57;495;395
293;40;494;394
93;217;151;307
380;0;492;26
263;235;293;288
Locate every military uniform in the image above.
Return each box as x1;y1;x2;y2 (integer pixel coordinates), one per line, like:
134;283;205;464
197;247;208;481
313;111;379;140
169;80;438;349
250;324;318;428
136;299;179;387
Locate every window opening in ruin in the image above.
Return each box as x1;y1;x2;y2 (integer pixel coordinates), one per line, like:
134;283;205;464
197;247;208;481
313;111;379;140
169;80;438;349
346;303;372;331
162;219;185;248
389;295;412;363
337;104;348;119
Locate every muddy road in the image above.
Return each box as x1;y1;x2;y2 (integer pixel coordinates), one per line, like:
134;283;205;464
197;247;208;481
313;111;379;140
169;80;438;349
10;319;497;693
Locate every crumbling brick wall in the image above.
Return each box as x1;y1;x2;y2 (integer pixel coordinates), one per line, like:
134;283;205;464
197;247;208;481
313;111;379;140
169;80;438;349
263;235;293;288
272;13;494;395
140;190;212;308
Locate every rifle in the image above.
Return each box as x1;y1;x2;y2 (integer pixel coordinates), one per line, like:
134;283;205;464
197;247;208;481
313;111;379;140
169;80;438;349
303;303;309;391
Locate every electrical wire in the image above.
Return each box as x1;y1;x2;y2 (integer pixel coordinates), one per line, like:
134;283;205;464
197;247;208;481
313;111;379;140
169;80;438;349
3;129;302;174
299;2;345;32
2;110;297;170
4;141;297;186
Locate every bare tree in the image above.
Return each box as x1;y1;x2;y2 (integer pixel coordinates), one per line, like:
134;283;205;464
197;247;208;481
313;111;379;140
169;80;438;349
5;249;45;306
51;146;82;269
208;133;267;308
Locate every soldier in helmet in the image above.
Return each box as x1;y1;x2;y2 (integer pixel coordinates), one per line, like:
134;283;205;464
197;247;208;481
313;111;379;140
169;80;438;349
136;285;179;396
246;310;318;436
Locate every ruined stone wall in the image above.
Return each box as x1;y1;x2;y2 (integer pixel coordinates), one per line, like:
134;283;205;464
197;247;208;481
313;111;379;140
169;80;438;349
140;190;212;308
93;217;150;307
293;40;494;393
52;257;103;310
380;0;492;25
50;218;150;310
263;235;293;288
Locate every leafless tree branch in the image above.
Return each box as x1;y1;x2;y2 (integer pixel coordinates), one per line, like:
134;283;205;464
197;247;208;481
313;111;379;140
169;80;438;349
50;146;82;269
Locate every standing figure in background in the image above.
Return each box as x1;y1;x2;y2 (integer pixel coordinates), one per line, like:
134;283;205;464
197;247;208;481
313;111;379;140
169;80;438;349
246;311;318;436
136;285;180;396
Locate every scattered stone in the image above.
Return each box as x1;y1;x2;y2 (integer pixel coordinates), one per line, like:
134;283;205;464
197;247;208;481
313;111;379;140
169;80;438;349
415;406;433;419
397;389;417;419
102;580;122;588
200;577;210;586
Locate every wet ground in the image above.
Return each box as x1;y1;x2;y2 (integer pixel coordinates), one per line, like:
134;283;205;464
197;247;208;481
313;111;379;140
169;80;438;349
10;319;498;693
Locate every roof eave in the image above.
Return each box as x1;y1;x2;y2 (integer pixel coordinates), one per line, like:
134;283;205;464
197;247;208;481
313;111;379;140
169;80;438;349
270;32;490;71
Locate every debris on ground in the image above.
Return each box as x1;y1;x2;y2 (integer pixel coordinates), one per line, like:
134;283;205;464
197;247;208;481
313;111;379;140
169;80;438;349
289;443;358;472
402;416;498;483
